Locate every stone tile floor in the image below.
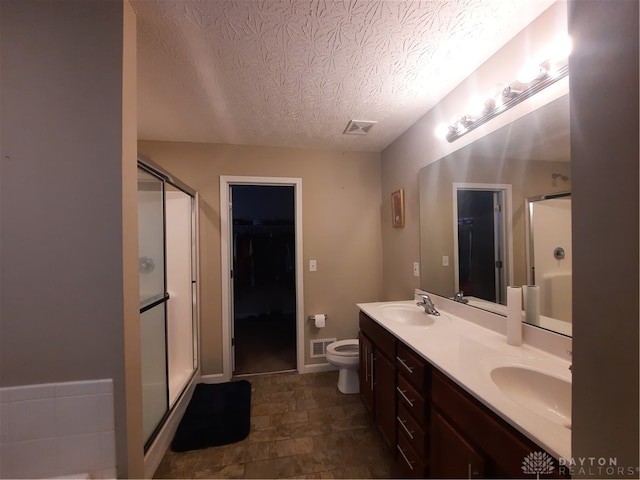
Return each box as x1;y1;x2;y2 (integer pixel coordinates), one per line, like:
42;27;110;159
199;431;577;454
154;371;400;479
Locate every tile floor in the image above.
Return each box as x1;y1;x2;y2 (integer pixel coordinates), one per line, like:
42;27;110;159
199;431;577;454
153;371;400;479
233;313;296;375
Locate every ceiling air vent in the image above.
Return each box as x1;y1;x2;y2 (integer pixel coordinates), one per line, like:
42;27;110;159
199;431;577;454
344;120;377;135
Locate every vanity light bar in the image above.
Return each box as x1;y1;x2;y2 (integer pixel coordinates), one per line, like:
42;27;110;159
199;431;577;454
439;36;572;143
442;63;568;143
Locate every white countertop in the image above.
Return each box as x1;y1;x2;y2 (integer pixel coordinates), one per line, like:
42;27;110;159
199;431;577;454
357;299;571;461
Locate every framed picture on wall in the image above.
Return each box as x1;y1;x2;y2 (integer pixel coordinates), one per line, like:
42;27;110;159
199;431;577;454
391;189;405;228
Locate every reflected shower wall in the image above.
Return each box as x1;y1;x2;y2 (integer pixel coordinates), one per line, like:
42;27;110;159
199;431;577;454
530;196;572;323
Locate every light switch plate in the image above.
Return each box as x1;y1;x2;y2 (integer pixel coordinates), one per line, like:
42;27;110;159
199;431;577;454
309;260;317;271
442;256;449;267
413;262;420;277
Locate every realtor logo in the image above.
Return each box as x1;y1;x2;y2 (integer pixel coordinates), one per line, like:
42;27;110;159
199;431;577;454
522;451;556;478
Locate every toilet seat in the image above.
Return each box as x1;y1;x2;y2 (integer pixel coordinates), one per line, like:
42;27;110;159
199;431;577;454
326;339;359;357
326;339;360;394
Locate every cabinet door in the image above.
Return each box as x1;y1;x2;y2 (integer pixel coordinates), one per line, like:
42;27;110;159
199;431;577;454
374;351;396;451
431;410;485;479
359;333;374;415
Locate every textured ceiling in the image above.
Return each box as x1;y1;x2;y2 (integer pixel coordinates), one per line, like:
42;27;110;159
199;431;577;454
133;0;555;152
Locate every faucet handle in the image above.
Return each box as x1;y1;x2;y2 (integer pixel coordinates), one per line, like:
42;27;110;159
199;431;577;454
453;291;468;304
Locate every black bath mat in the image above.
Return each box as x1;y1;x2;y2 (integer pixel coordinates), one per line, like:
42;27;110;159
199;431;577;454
171;380;251;452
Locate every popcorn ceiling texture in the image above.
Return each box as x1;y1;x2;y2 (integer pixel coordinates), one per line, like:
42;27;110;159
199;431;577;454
134;0;554;152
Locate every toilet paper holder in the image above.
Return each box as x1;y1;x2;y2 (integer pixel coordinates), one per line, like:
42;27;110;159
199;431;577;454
308;314;328;321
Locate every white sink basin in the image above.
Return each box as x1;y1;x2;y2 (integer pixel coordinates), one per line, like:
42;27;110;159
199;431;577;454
379;303;446;327
489;364;571;430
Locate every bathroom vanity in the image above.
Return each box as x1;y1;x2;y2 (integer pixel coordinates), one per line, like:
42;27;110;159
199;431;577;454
357;298;571;479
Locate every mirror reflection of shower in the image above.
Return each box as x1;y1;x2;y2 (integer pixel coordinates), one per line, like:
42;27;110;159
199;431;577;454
527;192;572;326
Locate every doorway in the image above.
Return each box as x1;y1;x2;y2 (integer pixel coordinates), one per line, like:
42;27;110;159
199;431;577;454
231;185;296;375
220;176;304;380
453;184;512;304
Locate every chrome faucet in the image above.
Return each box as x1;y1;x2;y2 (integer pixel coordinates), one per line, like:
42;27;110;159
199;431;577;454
453;291;468;304
417;294;440;316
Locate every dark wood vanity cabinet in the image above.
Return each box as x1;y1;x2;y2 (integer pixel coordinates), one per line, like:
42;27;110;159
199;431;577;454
395;342;430;478
359;312;396;452
358;310;567;479
431;409;485;478
430;369;568;479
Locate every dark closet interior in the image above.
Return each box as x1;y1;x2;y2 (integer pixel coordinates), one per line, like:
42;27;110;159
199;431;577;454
231;185;297;375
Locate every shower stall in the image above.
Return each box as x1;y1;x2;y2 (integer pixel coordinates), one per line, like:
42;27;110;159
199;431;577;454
137;160;199;450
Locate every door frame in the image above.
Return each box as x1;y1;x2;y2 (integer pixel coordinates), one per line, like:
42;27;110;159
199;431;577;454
452;183;513;303
220;176;304;381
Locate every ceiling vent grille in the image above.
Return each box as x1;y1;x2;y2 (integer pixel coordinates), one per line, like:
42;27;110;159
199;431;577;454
344;120;377;135
310;338;337;358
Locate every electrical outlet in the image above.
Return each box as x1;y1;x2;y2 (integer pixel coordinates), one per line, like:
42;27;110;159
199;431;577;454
413;262;420;277
442;256;449;267
309;260;317;271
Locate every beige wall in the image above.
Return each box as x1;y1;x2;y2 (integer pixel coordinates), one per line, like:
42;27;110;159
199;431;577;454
0;1;142;476
122;1;145;477
138;141;383;375
569;0;639;474
380;1;568;301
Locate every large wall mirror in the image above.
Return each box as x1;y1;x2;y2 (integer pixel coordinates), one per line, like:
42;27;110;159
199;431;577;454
419;94;571;337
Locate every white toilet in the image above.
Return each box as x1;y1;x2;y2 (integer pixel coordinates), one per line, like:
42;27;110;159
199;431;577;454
326;339;360;394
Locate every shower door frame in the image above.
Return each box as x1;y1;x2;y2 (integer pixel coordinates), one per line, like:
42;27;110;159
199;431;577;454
220;176;304;381
138;157;201;453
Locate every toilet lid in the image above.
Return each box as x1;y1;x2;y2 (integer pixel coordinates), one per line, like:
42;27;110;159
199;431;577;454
327;339;359;356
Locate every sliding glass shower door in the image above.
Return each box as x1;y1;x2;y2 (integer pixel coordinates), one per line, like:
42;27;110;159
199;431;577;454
138;168;168;446
138;163;198;449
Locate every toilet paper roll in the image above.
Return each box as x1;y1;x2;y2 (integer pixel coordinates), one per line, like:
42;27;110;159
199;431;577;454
523;285;540;326
506;286;522;346
314;314;326;328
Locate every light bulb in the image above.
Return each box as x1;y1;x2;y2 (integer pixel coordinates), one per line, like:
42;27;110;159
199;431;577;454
434;123;450;139
517;62;546;84
550;35;573;63
466;97;485;117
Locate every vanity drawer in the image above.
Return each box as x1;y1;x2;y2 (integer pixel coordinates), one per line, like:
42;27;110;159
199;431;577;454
397;403;427;457
359;312;395;359
397;428;427;478
396;342;427;391
397;375;426;425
